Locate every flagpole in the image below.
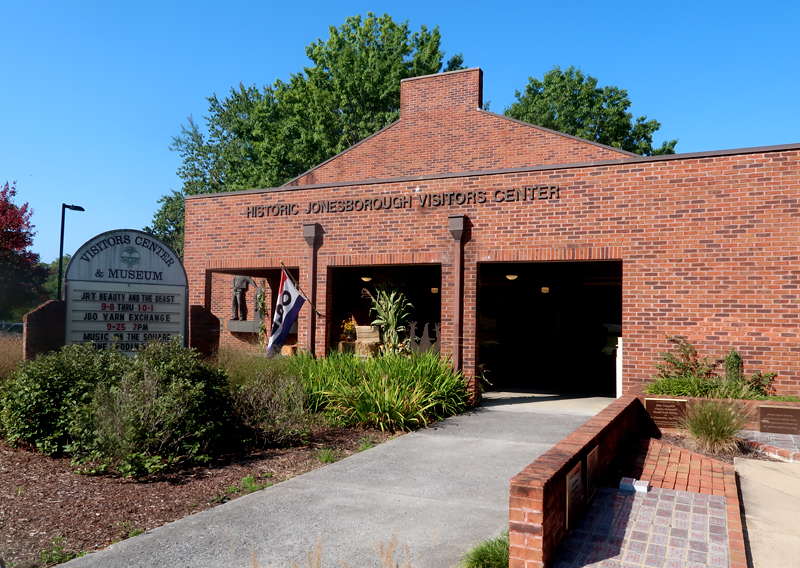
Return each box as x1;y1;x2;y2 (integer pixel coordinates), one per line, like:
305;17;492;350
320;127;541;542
280;261;324;318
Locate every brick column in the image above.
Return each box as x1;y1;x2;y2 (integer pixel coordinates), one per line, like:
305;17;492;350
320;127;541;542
448;215;467;372
303;223;322;356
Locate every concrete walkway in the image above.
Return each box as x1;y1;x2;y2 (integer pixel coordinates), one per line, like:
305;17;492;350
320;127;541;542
65;393;614;568
735;458;800;568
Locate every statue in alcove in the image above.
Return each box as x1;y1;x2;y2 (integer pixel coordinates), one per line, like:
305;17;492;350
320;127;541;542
232;275;257;321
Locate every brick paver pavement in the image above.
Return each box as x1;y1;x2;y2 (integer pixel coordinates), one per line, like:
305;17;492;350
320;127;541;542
740;430;800;462
553;438;746;568
553;487;729;568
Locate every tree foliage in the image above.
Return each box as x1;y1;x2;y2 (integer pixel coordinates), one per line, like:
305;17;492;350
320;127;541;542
0;181;47;320
37;255;71;300
147;13;464;256
505;66;677;156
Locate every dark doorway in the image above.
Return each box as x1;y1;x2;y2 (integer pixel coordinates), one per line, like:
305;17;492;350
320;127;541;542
477;261;621;395
327;265;441;349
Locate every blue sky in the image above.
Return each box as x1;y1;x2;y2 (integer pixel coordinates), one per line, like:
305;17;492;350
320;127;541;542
2;1;798;263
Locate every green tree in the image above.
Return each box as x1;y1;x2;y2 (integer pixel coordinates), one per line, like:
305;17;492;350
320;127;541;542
37;255;71;300
143;116;223;257
147;13;464;256
505;66;677;156
0;181;47;320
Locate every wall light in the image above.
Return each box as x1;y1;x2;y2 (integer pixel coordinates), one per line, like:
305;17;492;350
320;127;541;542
541;287;550;294
360;276;372;282
505;274;518;281
431;287;439;294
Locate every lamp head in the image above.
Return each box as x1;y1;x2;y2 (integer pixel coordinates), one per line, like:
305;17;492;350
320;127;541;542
65;204;85;211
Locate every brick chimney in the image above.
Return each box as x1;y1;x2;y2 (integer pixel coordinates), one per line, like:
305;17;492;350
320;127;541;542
400;68;483;119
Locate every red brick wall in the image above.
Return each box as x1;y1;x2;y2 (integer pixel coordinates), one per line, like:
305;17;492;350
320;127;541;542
284;68;632;187
213;273;259;351
185;147;800;395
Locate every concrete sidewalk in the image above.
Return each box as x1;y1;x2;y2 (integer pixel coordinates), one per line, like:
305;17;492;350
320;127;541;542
735;458;800;568
65;394;613;568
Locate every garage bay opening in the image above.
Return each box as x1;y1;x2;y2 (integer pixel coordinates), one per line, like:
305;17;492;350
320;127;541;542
477;261;622;395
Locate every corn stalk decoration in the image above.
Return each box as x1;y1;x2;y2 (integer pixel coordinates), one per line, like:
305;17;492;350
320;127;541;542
362;283;413;354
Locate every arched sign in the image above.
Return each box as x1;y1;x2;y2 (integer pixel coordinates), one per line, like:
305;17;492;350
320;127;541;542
64;230;188;355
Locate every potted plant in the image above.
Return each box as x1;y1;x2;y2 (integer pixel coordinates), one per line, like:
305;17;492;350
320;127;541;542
340;317;357;342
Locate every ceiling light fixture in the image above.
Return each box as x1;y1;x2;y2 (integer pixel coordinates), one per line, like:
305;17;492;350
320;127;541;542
360;276;372;282
541;287;550;294
431;287;439;294
505;274;518;281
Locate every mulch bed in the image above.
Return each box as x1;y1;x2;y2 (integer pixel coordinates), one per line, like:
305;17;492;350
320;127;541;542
0;427;396;568
657;431;783;464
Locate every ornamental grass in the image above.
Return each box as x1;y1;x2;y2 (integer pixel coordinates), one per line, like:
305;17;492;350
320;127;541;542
0;333;23;383
679;400;750;455
289;351;469;432
460;530;509;568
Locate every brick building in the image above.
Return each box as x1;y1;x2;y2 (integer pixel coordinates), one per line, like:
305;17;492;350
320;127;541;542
184;68;800;397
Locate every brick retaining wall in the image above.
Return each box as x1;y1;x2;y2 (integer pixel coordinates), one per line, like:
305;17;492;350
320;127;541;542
509;393;794;567
23;300;65;360
508;395;655;567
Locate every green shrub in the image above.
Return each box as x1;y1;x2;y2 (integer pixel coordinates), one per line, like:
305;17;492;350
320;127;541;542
1;344;131;455
460;530;509;568
68;340;231;476
229;355;310;447
645;374;722;398
706;379;762;400
646;339;781;400
680;400;749;455
746;370;778;396
723;349;743;383
291;351;468;432
654;335;718;381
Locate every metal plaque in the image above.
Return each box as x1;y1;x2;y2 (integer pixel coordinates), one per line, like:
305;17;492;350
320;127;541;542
586;446;600;502
566;461;583;529
644;398;688;428
759;406;800;435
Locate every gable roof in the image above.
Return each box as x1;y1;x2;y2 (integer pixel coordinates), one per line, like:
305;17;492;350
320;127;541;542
283;68;635;188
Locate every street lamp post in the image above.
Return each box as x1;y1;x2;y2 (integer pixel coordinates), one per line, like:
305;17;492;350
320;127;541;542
58;204;85;300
